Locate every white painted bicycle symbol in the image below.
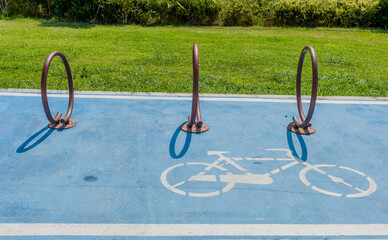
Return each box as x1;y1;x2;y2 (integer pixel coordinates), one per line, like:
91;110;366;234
161;149;377;198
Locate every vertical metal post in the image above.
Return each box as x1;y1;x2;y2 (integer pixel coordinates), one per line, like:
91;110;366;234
181;43;209;133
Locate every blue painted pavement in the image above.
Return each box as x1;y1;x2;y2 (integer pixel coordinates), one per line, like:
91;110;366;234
0;91;387;238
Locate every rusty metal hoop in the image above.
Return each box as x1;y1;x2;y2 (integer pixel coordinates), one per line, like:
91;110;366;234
181;43;209;133
41;51;76;129
287;45;318;135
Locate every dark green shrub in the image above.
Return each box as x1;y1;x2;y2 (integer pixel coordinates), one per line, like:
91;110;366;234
122;0;161;24
265;0;379;27
4;0;387;28
7;0;26;16
161;0;220;24
374;0;388;28
7;0;52;17
51;0;122;23
220;0;263;26
96;0;122;23
51;0;96;21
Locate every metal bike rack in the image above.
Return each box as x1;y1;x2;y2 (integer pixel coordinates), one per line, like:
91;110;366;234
287;45;318;135
41;51;76;129
180;43;209;133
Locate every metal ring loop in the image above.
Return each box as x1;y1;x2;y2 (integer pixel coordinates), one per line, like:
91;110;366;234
41;51;76;129
180;43;208;133
288;45;318;135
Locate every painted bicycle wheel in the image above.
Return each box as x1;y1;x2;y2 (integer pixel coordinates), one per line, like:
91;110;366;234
299;164;376;198
161;162;235;197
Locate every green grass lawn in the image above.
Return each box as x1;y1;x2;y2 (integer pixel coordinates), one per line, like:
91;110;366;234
0;18;387;96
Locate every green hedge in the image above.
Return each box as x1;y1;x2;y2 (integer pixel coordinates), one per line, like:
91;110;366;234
122;0;161;24
220;0;263;26
374;0;388;27
3;0;388;28
51;0;122;23
161;0;220;24
265;0;380;27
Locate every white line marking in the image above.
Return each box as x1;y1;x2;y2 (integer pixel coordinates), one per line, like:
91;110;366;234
172;181;185;188
2;88;388;101
277;158;295;161
160;163;186;196
356;187;364;192
281;161;299;170
300;163;328;175
0;224;387;236
270;169;280;175
327;175;353;187
189;174;217;182
345;177;378;198
1;92;387;105
189;191;220;197
299;168;311;186
339;166;366;176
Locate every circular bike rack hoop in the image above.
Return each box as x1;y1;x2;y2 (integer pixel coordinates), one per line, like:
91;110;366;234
287;45;318;135
181;43;209;133
41;51;76;129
